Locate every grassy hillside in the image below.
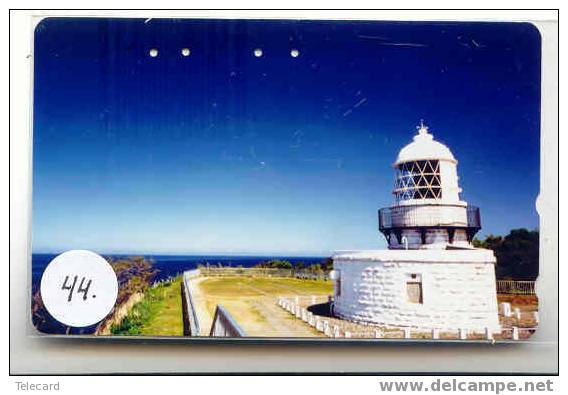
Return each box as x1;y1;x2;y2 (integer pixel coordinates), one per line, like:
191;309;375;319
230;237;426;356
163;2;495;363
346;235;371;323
111;276;183;336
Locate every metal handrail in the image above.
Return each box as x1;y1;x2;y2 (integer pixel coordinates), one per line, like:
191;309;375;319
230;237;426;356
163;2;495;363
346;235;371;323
209;305;246;337
182;270;201;336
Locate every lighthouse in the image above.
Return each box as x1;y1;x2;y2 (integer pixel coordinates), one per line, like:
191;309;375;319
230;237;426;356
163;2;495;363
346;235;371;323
331;122;500;333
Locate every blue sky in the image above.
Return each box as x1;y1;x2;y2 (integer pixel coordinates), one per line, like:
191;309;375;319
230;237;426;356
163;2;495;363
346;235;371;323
32;18;541;255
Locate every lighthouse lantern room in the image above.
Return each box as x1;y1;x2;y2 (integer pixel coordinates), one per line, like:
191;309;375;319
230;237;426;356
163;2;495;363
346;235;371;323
379;121;481;250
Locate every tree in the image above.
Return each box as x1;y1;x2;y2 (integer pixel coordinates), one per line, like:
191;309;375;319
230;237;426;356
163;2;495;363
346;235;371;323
473;234;503;250
274;260;293;269
32;256;158;335
474;229;539;280
310;264;323;273
256;259;293;269
110;256;158;305
320;257;333;272
496;229;539;280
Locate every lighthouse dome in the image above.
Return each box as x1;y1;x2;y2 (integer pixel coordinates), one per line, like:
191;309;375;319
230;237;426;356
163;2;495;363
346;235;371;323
395;123;456;165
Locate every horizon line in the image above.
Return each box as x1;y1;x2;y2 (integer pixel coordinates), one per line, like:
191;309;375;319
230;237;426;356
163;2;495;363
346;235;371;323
31;250;333;258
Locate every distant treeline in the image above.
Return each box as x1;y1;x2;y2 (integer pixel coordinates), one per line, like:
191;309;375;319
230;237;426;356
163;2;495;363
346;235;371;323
254;258;333;272
197;258;334;272
473;228;539;280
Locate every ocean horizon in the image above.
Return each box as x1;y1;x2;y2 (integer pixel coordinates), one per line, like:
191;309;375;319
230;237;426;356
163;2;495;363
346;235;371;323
31;252;330;292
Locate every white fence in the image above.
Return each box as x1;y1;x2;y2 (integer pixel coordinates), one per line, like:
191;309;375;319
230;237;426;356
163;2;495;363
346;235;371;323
496;280;536;295
277;297;537;341
198;267;329;281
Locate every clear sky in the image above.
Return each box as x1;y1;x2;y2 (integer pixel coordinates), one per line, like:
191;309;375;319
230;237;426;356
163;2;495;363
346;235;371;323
32;18;541;255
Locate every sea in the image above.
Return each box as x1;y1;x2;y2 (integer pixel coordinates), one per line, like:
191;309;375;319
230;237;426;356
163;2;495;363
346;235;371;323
31;253;328;292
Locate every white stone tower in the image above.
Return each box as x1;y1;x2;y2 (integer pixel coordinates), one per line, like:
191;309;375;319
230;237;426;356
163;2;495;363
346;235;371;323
332;122;500;333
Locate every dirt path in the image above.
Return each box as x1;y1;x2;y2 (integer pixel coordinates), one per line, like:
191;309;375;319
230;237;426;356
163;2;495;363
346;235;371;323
248;297;319;337
189;277;215;336
191;277;322;337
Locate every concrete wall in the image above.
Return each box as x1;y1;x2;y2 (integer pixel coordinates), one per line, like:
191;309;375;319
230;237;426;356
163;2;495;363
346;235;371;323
333;250;500;331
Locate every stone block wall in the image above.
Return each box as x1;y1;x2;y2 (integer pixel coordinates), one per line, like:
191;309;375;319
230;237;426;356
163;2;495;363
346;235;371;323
332;250;500;331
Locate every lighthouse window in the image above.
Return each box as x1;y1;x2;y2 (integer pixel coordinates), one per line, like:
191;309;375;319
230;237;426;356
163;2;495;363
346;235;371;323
406;273;423;304
395;160;442;201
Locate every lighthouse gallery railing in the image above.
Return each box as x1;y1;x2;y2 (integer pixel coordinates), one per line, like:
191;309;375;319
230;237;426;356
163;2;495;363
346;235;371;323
378;204;481;231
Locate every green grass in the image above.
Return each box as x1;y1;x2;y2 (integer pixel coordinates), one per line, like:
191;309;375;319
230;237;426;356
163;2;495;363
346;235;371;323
198;277;333;298
111;277;183;336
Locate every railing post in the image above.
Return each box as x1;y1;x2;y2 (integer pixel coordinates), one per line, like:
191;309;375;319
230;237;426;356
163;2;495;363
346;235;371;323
333;325;340;338
323;321;331;336
431;328;439;340
500;302;512;317
512;327;519;340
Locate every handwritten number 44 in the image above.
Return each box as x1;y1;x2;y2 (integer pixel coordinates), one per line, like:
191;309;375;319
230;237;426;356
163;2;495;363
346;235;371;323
61;275;92;302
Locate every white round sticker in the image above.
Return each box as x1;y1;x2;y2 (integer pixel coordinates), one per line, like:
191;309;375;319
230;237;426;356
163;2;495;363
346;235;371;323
40;250;118;327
